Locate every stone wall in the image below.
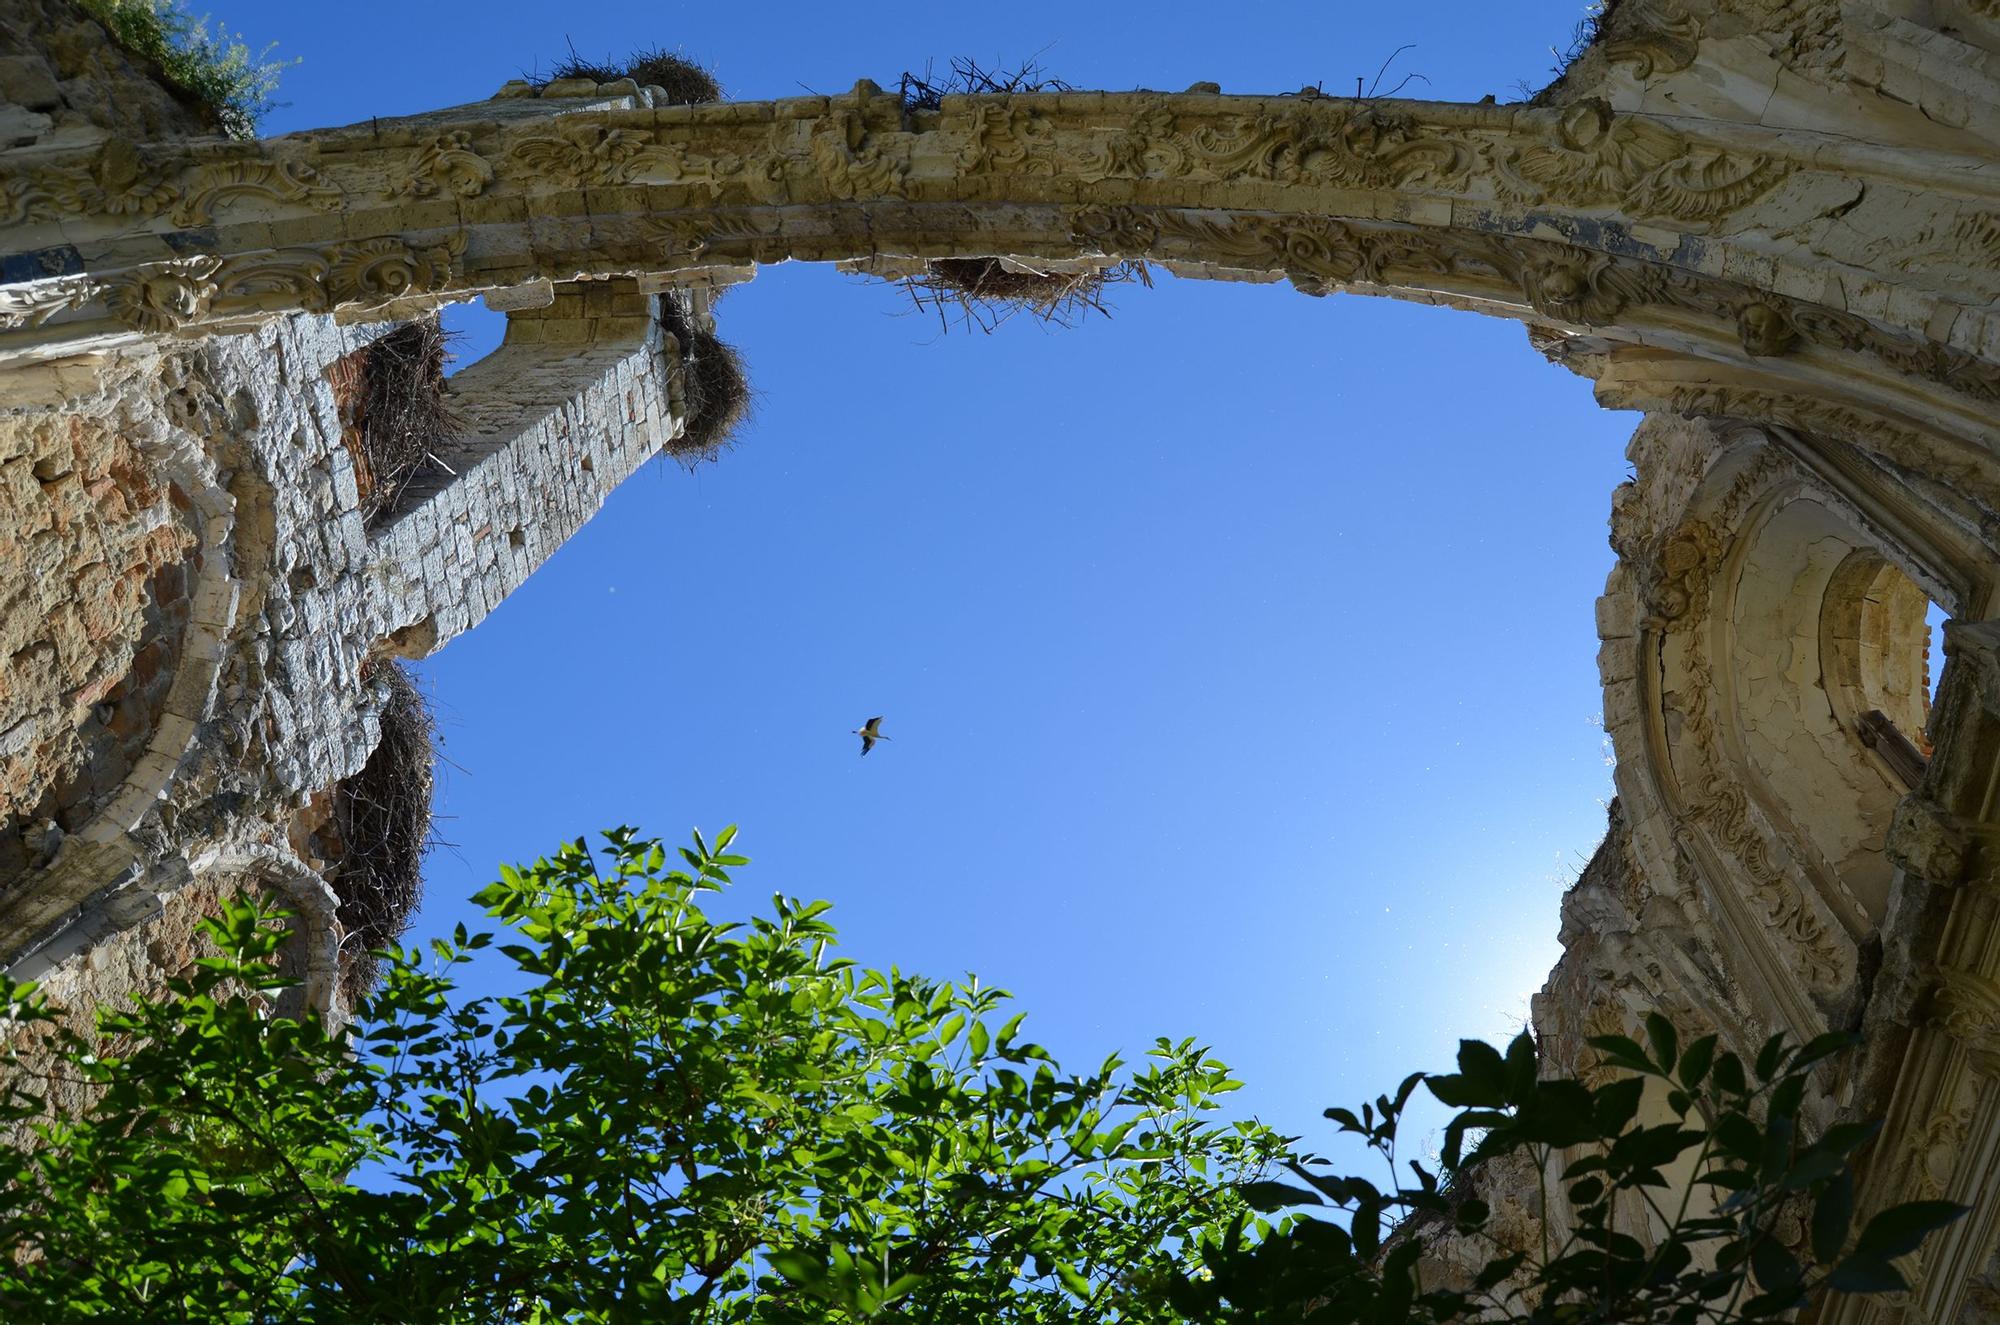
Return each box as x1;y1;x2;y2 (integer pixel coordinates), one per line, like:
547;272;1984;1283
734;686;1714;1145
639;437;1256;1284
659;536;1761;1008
0;0;220;150
0;286;693;1014
11;0;2000;1317
0;412;198;880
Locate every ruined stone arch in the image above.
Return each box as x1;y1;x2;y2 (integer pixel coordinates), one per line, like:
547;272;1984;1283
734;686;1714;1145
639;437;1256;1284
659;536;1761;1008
16;0;2000;1316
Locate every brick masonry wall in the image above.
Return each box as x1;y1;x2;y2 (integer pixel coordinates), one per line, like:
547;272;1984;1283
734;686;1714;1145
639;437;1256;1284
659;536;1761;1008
0;411;199;881
0;282;689;1027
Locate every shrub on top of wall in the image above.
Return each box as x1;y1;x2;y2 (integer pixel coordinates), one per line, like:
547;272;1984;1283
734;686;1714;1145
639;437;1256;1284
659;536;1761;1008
76;0;288;138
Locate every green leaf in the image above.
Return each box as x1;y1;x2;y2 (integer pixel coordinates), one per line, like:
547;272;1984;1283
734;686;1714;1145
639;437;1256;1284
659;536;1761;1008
1853;1200;1968;1260
1678;1034;1717;1090
1813;1168;1854;1263
1817;1120;1883;1157
1457;1039;1508;1099
1826;1256;1907;1294
1504;1031;1537;1101
1592;1076;1645;1136
1750;1237;1800;1293
1055;1261;1093;1299
1585;1033;1653;1073
1646;1012;1679;1074
767;1250;827;1287
1782;1149;1846;1191
1792;1030;1859;1071
1238;1180;1322;1212
1473;1251;1526;1291
1755;1033;1787;1082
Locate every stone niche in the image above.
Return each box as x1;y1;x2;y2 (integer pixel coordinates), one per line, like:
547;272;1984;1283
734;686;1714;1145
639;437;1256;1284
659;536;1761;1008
0;411;199;882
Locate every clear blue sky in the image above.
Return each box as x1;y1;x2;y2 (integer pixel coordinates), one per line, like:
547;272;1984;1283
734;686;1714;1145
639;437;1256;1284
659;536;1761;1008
256;0;1630;1152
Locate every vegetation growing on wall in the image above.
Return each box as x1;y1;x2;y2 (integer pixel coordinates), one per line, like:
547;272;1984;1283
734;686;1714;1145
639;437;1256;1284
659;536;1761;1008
75;0;286;138
0;829;1286;1320
0;825;1962;1322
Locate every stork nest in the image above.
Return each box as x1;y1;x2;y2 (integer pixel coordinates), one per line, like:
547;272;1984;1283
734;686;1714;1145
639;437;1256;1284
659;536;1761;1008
327;661;435;999
353;318;460;528
545;46;722;105
901;257;1151;333
898;55;1070;112
657;295;752;467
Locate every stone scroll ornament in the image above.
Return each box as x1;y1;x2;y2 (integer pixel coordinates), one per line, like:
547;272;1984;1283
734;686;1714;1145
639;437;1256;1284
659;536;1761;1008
2;82;1999;438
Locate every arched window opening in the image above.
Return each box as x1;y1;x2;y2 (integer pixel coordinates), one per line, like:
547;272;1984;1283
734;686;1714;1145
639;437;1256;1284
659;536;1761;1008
1727;498;1946;929
1823;554;1940;785
1926;599;1951;710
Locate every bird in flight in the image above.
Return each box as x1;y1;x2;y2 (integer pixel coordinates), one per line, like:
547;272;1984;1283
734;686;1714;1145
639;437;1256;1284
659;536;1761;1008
852;716;889;756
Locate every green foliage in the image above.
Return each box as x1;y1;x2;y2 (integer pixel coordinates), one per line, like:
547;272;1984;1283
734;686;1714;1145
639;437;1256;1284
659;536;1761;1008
0;827;1964;1322
1173;1013;1966;1324
75;0;288;138
0;828;1286;1321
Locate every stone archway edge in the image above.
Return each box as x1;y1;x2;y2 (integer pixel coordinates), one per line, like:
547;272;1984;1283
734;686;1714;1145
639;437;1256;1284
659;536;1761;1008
9;83;2000;408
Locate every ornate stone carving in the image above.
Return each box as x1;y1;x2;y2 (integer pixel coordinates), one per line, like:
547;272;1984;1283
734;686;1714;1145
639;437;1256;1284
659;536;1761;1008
170;158;341;226
202;237;462;318
1518;246;1664;325
1119;100;1473;189
3;139;177;223
1596;0;1703;78
1932;964;2000;1073
0;277;95;331
101;257;221;333
324;237;460;304
808;111;907;199
1736;303;1800;357
508;123;651;187
1642;519;1722;626
1651;385;2000;517
385;132;494;200
1494;99;1791;223
957;103;1057;176
1902;1091;1977;1204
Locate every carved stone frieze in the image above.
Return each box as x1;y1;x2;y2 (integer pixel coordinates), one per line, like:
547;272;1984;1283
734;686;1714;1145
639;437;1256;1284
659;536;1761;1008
1931;962;2000;1074
1;139;177;223
1676;652;1850;992
1492;99;1792;223
101;256;221;333
1594;0;1703;79
507;121;652;187
170;158;341;227
957;104;1058;176
808;110;908;200
0;276;96;331
384;132;494;200
8;84;2000;397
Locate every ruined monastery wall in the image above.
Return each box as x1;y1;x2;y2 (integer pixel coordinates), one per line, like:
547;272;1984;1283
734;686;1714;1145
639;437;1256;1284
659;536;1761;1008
10;0;2000;1319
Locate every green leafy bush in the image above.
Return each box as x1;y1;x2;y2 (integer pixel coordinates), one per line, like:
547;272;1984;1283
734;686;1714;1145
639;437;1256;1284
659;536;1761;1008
0;827;1962;1322
76;0;287;138
1175;1013;1965;1323
0;828;1285;1321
